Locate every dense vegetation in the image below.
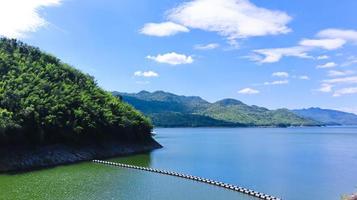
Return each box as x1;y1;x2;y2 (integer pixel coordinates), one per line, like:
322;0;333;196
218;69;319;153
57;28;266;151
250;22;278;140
115;91;320;127
293;107;357;125
0;38;152;145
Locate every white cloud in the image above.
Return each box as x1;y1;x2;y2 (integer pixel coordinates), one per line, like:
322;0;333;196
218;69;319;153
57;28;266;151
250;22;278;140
238;87;260;94
0;0;61;38
318;84;333;93
327;70;354;77
333;87;357;97
194;43;220;50
134;70;159;77
252;46;311;63
272;71;289;78
140;22;189;37
298;75;310;80
317;62;337;69
146;52;194;65
167;0;292;42
299;38;346;50
323;76;357;84
264;80;289;85
317;29;357;43
317;55;329;60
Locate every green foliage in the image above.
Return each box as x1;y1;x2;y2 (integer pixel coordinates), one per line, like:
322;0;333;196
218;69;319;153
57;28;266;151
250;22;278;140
116;91;321;127
0;38;152;144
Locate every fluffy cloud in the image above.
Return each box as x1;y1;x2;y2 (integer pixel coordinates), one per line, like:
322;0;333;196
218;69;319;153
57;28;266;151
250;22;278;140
140;22;189;37
333;87;357;97
272;72;289;78
317;29;357;43
327;70;354;77
264;80;289;85
166;0;291;41
238;87;260;94
134;70;159;77
146;52;194;65
252;46;311;63
194;43;220;50
317;62;337;69
0;0;61;38
299;38;346;50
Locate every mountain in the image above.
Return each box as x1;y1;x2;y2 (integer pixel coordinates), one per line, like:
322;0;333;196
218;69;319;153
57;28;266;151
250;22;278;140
293;107;357;125
0;38;160;172
114;91;320;127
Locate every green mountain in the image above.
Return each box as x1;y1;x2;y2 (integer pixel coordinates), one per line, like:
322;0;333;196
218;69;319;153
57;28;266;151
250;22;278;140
115;91;320;127
0;38;153;145
293;107;357;125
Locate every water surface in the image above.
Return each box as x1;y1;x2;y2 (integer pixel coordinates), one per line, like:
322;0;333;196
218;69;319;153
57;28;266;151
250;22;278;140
141;127;357;200
1;127;357;200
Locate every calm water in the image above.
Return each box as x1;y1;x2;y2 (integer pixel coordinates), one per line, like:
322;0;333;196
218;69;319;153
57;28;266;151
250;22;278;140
145;127;357;200
1;127;357;200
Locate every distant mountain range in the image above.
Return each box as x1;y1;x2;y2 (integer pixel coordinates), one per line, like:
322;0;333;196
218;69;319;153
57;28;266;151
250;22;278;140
292;108;357;125
112;91;339;127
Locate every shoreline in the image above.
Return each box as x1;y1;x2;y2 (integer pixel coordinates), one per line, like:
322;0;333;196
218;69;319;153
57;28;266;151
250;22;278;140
0;138;162;173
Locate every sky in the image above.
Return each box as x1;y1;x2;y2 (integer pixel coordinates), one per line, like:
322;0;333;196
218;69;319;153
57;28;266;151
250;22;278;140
1;0;357;113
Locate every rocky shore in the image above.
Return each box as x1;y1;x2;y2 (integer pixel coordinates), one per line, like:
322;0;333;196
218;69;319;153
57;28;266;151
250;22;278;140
0;139;162;173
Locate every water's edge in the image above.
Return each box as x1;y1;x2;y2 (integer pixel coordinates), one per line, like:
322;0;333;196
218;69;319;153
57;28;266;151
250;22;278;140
0;138;162;173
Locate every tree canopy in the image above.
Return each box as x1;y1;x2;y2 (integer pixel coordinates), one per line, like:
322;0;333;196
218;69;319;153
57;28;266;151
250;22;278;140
0;38;152;145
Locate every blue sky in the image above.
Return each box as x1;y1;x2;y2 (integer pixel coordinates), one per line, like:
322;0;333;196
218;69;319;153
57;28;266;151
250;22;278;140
1;0;357;113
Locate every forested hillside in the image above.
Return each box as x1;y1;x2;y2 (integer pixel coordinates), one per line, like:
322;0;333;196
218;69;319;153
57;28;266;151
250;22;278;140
115;91;320;127
293;108;357;125
0;38;152;145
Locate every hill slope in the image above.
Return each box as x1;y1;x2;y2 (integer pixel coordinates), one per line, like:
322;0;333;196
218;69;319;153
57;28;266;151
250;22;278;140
115;91;320;127
293;108;357;125
0;38;160;172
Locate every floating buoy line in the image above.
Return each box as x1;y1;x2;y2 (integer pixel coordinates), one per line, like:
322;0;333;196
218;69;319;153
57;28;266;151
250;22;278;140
92;160;281;200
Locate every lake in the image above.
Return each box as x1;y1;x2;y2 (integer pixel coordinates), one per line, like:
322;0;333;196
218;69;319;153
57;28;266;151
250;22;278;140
1;127;357;200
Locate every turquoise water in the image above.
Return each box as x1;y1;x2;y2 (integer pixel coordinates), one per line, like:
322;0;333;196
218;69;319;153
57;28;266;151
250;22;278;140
143;127;357;200
0;153;254;200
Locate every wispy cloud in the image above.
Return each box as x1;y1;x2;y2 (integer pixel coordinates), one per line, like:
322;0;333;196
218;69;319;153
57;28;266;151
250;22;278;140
0;0;62;38
135;81;150;85
194;43;220;50
318;83;333;93
134;70;159;77
323;76;357;84
317;55;329;60
272;72;289;78
252;46;312;63
299;38;345;50
333;87;357;97
147;52;194;65
327;70;354;77
341;56;357;67
318;76;357;96
298;75;310;80
238;87;260;95
140;22;189;37
264;80;289;85
317;62;337;69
